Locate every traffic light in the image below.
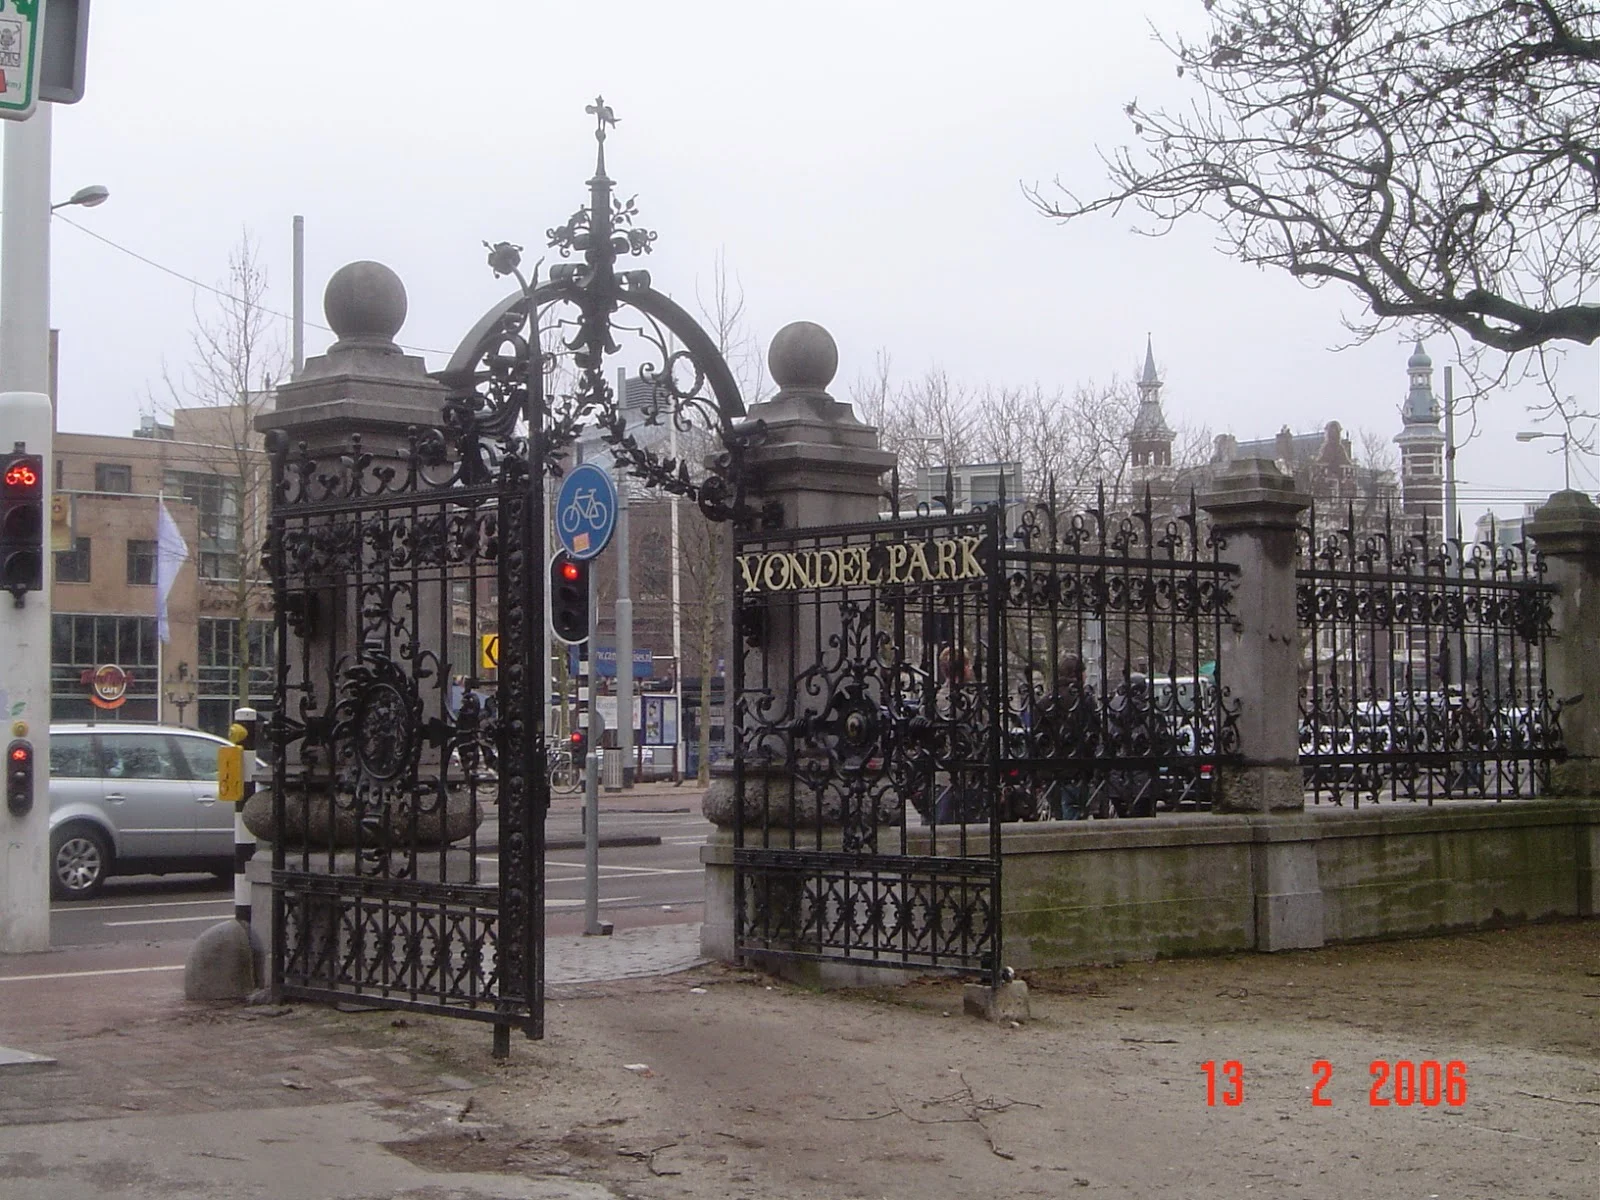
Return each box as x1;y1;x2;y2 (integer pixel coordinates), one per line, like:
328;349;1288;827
550;551;590;644
0;451;45;601
6;740;34;816
569;729;587;765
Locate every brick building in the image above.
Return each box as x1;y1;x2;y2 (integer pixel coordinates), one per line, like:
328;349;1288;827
50;405;271;733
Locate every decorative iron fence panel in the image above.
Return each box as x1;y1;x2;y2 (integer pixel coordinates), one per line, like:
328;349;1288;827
1296;504;1564;806
732;510;1005;981
730;489;1240;981
995;488;1242;820
267;435;543;1039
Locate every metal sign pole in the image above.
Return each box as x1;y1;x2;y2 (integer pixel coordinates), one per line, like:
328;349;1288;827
582;575;610;936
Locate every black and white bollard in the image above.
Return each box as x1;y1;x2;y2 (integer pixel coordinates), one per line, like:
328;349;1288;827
183;706;264;1000
231;707;259;926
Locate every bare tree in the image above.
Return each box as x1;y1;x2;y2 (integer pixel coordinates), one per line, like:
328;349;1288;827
153;234;285;707
1033;1;1600;368
684;252;767;783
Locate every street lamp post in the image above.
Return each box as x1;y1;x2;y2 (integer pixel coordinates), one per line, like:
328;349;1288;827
1516;430;1574;492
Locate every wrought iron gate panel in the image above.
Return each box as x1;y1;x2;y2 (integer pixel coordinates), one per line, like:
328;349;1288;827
267;435;543;1037
732;510;1004;981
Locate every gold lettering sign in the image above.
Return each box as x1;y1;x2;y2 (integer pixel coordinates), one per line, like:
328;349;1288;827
736;536;986;594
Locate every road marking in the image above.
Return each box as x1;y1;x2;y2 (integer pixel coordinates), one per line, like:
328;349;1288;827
665;837;708;845
546;861;701;876
0;964;185;983
546;896;641;909
103;915;230;927
59;898;229;913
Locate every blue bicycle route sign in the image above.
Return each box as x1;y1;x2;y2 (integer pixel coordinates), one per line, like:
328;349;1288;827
555;462;618;560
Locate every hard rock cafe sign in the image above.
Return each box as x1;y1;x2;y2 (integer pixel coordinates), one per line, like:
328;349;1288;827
736;535;986;595
83;664;129;710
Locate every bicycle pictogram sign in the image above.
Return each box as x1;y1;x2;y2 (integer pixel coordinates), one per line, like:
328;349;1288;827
555;463;618;560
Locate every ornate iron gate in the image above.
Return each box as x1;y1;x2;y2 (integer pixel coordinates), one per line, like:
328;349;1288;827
266;432;544;1048
732;510;1006;983
265;100;752;1051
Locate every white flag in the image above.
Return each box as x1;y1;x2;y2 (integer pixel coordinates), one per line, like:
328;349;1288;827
155;499;189;645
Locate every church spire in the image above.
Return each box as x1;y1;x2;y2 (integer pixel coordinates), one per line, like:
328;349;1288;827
1130;335;1175;470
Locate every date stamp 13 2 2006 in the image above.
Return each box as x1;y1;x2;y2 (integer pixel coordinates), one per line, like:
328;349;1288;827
1201;1059;1469;1108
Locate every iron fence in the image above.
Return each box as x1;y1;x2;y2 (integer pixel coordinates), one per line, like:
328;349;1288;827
1296;504;1565;806
995;485;1241;819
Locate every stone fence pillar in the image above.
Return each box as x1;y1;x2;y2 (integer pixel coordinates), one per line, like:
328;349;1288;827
1200;458;1312;813
700;320;895;962
1525;490;1600;795
1201;458;1321;953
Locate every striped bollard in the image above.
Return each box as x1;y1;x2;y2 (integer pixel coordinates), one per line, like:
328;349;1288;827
230;707;259;926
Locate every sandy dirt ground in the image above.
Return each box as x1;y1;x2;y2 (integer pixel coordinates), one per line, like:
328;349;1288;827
372;920;1600;1199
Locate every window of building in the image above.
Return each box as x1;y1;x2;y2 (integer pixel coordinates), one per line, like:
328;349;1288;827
95;463;133;493
163;470;241;581
54;537;90;583
51;614;158;668
49;613;159;723
127;539;157;585
196;617;275;735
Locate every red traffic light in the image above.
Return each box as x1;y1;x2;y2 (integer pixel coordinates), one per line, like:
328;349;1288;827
10;746;27;762
561;561;581;582
569;731;583;744
4;463;38;489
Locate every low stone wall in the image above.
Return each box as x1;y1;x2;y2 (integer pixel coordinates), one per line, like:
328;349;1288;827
702;798;1600;972
1000;798;1600;967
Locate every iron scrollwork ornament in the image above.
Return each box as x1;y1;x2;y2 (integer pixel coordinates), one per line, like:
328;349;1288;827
437;96;762;526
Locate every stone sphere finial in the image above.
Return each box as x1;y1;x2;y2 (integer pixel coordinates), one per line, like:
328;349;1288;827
768;321;838;392
324;261;408;349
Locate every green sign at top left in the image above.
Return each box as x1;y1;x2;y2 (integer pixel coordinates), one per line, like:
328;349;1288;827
0;0;45;122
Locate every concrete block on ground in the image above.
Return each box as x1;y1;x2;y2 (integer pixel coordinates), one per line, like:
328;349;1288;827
963;980;1030;1023
184;919;264;1002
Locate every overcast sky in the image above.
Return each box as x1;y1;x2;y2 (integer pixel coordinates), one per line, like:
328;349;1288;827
20;0;1599;526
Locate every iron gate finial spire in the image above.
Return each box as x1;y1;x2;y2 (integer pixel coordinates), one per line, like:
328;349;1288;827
586;96;618;179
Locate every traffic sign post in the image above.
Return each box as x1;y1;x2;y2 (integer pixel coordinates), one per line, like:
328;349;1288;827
0;0;46;122
555;462;618;560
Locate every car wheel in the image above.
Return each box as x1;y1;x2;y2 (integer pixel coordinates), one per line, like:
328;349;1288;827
51;824;111;901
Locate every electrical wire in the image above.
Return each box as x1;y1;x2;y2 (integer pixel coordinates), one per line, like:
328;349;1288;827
51;212;452;357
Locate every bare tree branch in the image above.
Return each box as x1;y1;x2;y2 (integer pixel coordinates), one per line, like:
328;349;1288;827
1035;1;1600;367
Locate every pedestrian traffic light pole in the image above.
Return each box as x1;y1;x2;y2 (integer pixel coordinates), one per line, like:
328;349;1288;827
0;393;52;954
0;99;55;954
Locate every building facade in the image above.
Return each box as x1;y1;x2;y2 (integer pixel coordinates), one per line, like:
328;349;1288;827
50;405;272;734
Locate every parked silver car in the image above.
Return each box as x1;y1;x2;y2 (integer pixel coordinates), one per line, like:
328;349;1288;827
47;723;262;900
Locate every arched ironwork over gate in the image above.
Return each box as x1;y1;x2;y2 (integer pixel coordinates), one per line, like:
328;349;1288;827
266;100;755;1055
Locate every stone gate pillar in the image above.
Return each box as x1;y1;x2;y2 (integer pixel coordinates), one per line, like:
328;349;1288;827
1525;490;1600;796
1201;458;1324;952
245;261;449;943
700;321;895;962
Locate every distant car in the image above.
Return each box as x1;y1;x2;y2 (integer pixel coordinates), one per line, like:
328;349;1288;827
47;723;265;901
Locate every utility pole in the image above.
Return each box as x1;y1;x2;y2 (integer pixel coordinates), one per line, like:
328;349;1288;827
614;368;634;787
1443;366;1458;542
291;215;305;377
667;409;684;781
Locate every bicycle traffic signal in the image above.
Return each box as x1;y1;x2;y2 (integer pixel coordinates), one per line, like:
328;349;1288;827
0;451;45;600
550;552;590;644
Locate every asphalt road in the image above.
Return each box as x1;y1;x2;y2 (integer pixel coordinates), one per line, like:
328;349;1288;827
37;807;712;962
